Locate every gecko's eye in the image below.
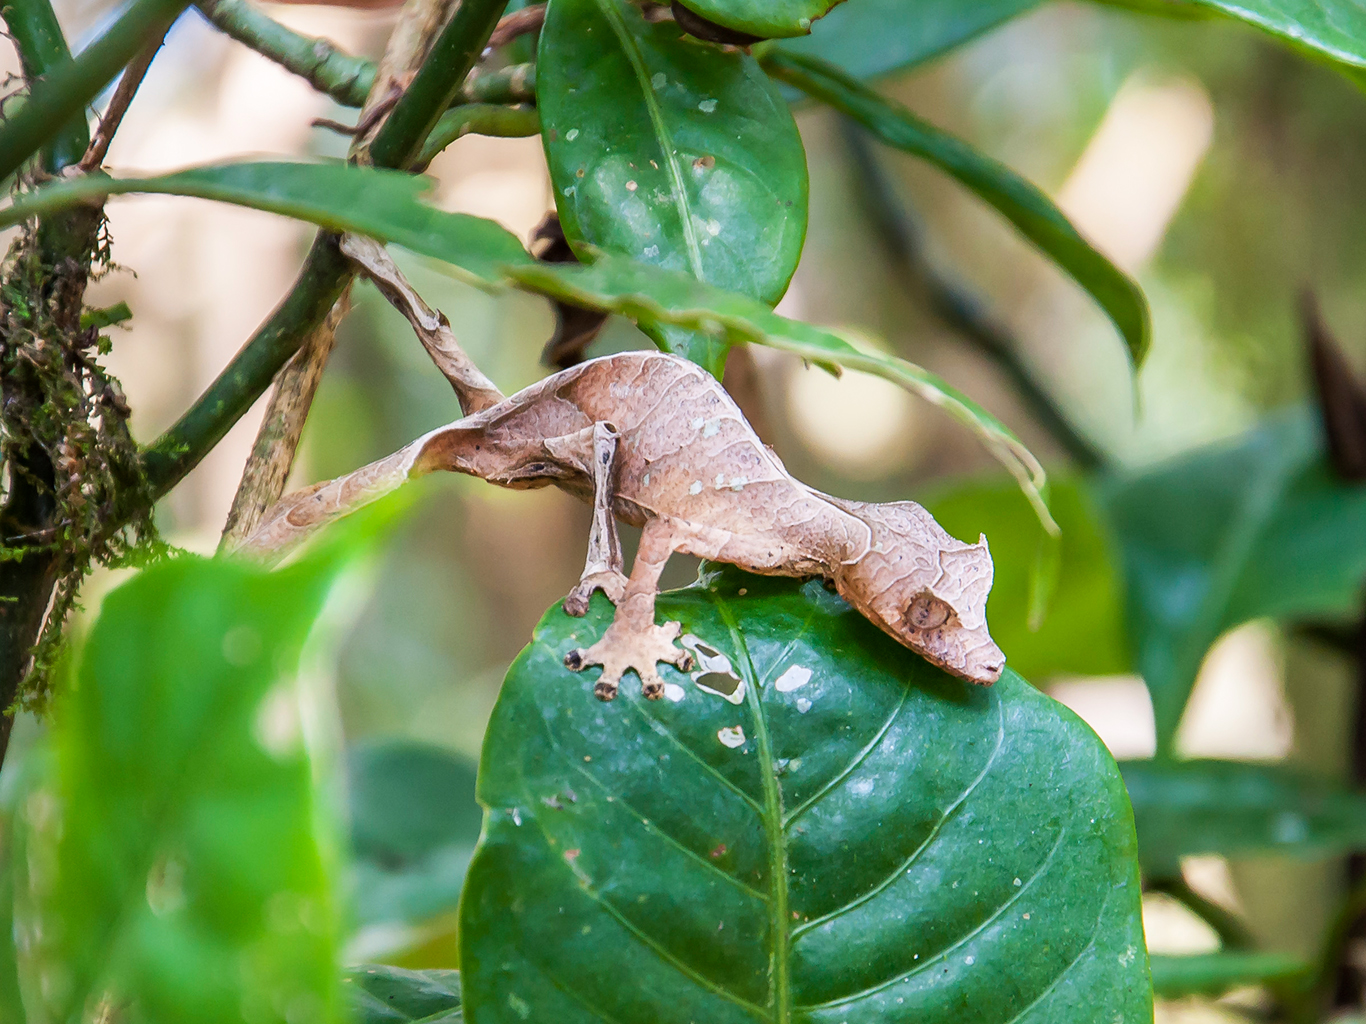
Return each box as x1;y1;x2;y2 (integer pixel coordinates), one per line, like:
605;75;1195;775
906;593;950;631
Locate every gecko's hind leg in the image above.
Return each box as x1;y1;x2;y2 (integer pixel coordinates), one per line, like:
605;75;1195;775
563;422;628;616
565;516;693;701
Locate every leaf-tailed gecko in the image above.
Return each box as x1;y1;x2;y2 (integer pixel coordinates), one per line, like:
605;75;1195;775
240;238;1005;700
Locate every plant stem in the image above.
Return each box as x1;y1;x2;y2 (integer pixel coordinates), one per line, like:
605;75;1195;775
196;0;537;110
145;0;510;494
0;0;89;170
194;0;375;106
80;30;165;170
143;235;353;494
367;0;509;170
415;102;538;166
0;0;189;182
1147;875;1257;951
840;122;1108;472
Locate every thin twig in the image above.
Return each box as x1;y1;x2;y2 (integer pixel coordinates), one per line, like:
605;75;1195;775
219;297;349;548
79;30;165;170
840;121;1109;472
486;3;543;50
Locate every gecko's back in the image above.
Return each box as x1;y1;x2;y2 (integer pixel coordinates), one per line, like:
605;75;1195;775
547;352;870;574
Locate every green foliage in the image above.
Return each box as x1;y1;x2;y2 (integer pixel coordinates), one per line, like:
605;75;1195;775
1121;759;1366;874
774;0;1041;80
344;964;463;1024
926;477;1130;680
675;0;841;39
538;0;807;305
1101;409;1366;752
764;50;1150;368
460;568;1151;1023
10;554;344;1023
1149;952;1310;999
347;740;481;929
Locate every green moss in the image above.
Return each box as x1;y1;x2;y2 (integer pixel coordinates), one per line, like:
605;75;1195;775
0;219;163;712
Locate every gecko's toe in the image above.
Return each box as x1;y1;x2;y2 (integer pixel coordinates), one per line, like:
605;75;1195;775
673;648;695;672
641;670;665;700
594;677;619;701
564;648;587;671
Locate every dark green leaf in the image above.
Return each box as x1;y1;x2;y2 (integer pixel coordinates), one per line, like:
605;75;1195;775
1120;758;1366;874
538;0;808;373
347;740;481;927
763;50;1150;369
460;568;1150;1023
345;964;462;1024
926;477;1130;680
0;162;1048;520
12;555;343;1023
674;0;840;38
1100;408;1366;752
774;0;1042;82
1149;952;1309;998
0;801;23;1021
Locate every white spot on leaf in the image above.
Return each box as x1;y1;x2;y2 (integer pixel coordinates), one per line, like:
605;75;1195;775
775;665;812;692
662;682;686;702
651;72;666;89
698;98;717;113
565;128;579;141
717;725;746;748
796;697;812;713
849;778;874;797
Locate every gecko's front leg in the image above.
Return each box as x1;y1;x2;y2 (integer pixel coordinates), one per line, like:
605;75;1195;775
562;422;628;616
565;516;694;701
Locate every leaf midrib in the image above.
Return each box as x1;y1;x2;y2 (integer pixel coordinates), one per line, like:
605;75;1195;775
715;595;790;1024
595;0;706;280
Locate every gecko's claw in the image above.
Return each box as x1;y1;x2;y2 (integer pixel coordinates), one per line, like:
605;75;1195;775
563;570;629;617
566;619;690;701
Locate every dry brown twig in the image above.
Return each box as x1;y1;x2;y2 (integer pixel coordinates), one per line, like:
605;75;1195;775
486;3;544;50
79;31;166;171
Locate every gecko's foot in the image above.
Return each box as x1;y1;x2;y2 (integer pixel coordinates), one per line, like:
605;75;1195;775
565;619;694;701
562;570;629;617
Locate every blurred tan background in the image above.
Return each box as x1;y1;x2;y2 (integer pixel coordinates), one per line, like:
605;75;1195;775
7;1;1366;1017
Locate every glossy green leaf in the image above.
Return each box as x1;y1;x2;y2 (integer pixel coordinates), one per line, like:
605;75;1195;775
460;567;1150;1023
763;50;1150;369
926;476;1129;680
1184;0;1366;73
538;0;807;316
674;0;840;39
345;964;463;1024
1149;952;1308;998
0;162;1048;522
347;740;481;927
774;0;1042;83
1100;408;1366;753
1120;758;1366;874
0;798;22;1022
11;555;343;1024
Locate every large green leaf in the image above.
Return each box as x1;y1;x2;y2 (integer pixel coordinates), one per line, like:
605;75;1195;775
11;555;342;1023
1120;758;1366;874
926;476;1129;680
1100;408;1366;753
775;0;1043;84
0;162;1049;524
347;740;481;928
763;50;1150;368
1149;952;1308;998
345;964;463;1024
459;567;1150;1023
539;0;807;303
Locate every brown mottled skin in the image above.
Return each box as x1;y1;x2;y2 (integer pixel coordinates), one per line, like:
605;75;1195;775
243;351;1005;699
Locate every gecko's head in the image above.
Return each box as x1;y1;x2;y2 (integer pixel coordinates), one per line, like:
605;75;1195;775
833;501;1004;685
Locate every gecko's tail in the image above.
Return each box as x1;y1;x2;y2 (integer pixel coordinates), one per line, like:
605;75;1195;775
230;419;482;564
